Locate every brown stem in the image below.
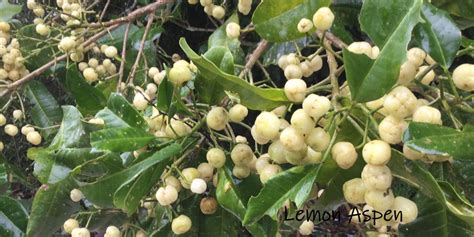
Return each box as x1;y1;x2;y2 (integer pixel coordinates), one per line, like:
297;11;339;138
127;14;155;85
117;23;131;92
99;0;112;22
316;30;347;49
239;40;269;78
324;40;339;106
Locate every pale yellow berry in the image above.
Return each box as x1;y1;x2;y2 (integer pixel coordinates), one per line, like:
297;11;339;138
290;109;314;135
452;64;474;91
343;178;367;204
302;94;331;119
104;46;118;58
347;41;373;58
331;142;358;169
212;6;226;19
148;67;160;78
226;22;240;39
361;164;392;190
402;145;423;161
168;65;192;85
206;107;229;131
156;185;178;206
378;115;407;144
229;104;248;123
165;119;191;138
407;47;426;67
233;165;250;179
268;140;288;164
133;92;148;111
26;131;42;145
279;126;306;152
397;61;417;86
0;114;6;126
83;68;98;83
154;71;166;84
305;127;330;152
365;189;394;211
412;105;442;125
254;111;280;140
200;0;212;6
171;215;192;235
4;124;18;136
299;220;314;235
302;147;323;164
259;164;281;184
284;64;303;79
231;143;253;166
383;86;417;119
297;18;313;33
179;168;200;189
197;162;214;181
308;54;323;72
284;79;307;102
71;227;90;237
165;176;182;192
312;7;334;30
416;65;436;85
390;196;418;224
63;218;79;234
206;148;226;168
362;140;391;166
12;110;23;120
70;188;83;202
105;226;121;237
35;23;50;36
59;37;76;51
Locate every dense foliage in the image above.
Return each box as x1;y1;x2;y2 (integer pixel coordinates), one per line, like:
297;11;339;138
0;0;473;236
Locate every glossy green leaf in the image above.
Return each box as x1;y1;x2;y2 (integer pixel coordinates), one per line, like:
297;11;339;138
403;122;474;160
199;208;241;237
208;13;244;64
156;77;191;117
432;0;474;20
345;0;422;102
98;24;140;48
81;143;181;208
0;1;21;20
180;38;288;110
0;196;28;232
96;93;147;129
0;212;23;237
90;127;154;152
49;106;88;149
252;0;331;42
26;177;79;237
414;3;461;68
24;80;63;139
243;164;319;225
66;64;106;116
195;46;234;105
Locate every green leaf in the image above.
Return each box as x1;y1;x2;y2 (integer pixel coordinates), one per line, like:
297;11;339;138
414;3;461;68
26;177;79;237
180;38;288;110
403;122;474;160
431;0;474;20
98;24;140;48
199;208;241;237
345;0;422;102
262;38;311;66
0;196;28;232
243;164;319;225
156;77;192;117
24;80;63;139
65;64;106;116
208;13;245;64
49;106;88;149
252;0;331;42
0;164;6;187
0;212;23;237
81;143;181;208
195;46;234;105
0;2;21;21
90;127;154;152
96;93;147;130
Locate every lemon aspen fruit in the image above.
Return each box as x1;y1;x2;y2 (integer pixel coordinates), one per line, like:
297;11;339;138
190;178;207;194
105;226;121;237
302;94;331;120
279;126;306;152
390;196;418;224
63;219;80;234
278;55;289;70
59;37;76;51
148;67;159;78
0;142;3;151
200;197;218;215
343;178;367;204
179;168;200;189
259;164;282;184
378;115;407;144
364;189;395;211
299;220;314;235
206;148;226;168
361;164;393;190
133;92;148;111
347;41;373;58
83;68;98;83
407;47;426;67
233;165;250;179
70;188;83;202
452;63;474;91
416;65;436;85
254;111;280;140
165;119;191;138
371;46;380;59
171;215;192;235
71;228;90;237
412;105;442;125
156;185;178;206
238;1;251;15
35;23;50;36
290;109;314;135
26;131;42;145
331;142;358;169
302;147;323;164
383;86;418;119
206;107;229;131
284;79;307;102
268;140;289;164
203;4;215;16
226;22;240;39
312;7;334;30
212;6;226;19
104;46;118;58
402;145;423;161
297;18;313;33
305;127;330;152
4;124;18;136
197;162;214;181
251;126;271;145
397;62;417;85
231;143;253;166
165;176;182;192
200;0;212;6
12;109;22;120
168;64;192;85
228;104;248;122
255;154;270;174
362;140;391;166
135;230;147;237
284;64;303;79
284;147;308;165
0;114;5;126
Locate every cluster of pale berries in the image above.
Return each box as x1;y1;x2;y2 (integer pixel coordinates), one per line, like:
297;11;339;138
188;0;251;19
29;0;86;32
296;7;335;34
0;111;42;150
63;217;122;237
0;22;28;82
77;45;119;83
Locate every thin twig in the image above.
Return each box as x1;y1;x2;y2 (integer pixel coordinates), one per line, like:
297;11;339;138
239;40;269;78
324;40;339;106
316;30;347;49
99;0;112;22
117;23;131;92
127;14;155;85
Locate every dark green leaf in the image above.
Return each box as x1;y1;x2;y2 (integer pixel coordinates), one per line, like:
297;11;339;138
90;127;155;152
198;208;241;237
0;1;21;20
252;0;331;42
180;38;288;110
156;77;191;117
0;212;23;237
96;93;147;130
208;13;244;64
432;0;474;20
0;196;28;232
414;3;461;68
49;106;88;149
98;24;140;48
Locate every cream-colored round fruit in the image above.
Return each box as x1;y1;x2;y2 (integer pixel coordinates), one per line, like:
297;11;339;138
83;68;98;83
255;154;270;174
303;147;323;164
21;125;35;135
452;64;474;91
198;162;214;181
361;164;392;190
407;47;426;67
165;176;182;192
206;107;229;131
35;23;50;36
364;189;395;211
12;110;22;120
179;168;200;189
168;65;192;85
290;109;314;135
71;228;90;237
312;7;334;30
190;178;207;194
378;115;407;144
331;142;358;169
284;64;303;79
302;94;331;119
305;127;330;152
297;18;313;33
279;126;306;152
206;148;226;168
383;86;418;118
148;67;160;78
212;6;226;19
259;164;281;184
347;41;373;58
299;220;314;235
397;61;417;86
105;226;121;237
228;104;248;122
416;65;436;85
254;111;280;140
412;105;442;125
402;145;423;161
231;143;253;166
59;37;76;51
0;114;5;126
226;22;240;39
133;92;148;110
268;140;288;164
284;79;307;102
171;215;192;235
390;196;418;224
343;178;367;204
156;185;178;206
284;147;308;165
104;46;118;58
135;230;147;237
4;124;18;136
26;131;42;145
63;218;79;234
251;126;271;145
233;165;250;179
362;140;391;166
70;188;83;202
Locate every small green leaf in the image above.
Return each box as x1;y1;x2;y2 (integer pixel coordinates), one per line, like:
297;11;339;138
180;38;288;111
90;127;154;152
156;77;191;117
252;0;331;42
96;93;147;130
0;196;28;232
49;106;88;149
414;3;461;68
208;13;245;64
0;2;22;21
198;208;241;237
